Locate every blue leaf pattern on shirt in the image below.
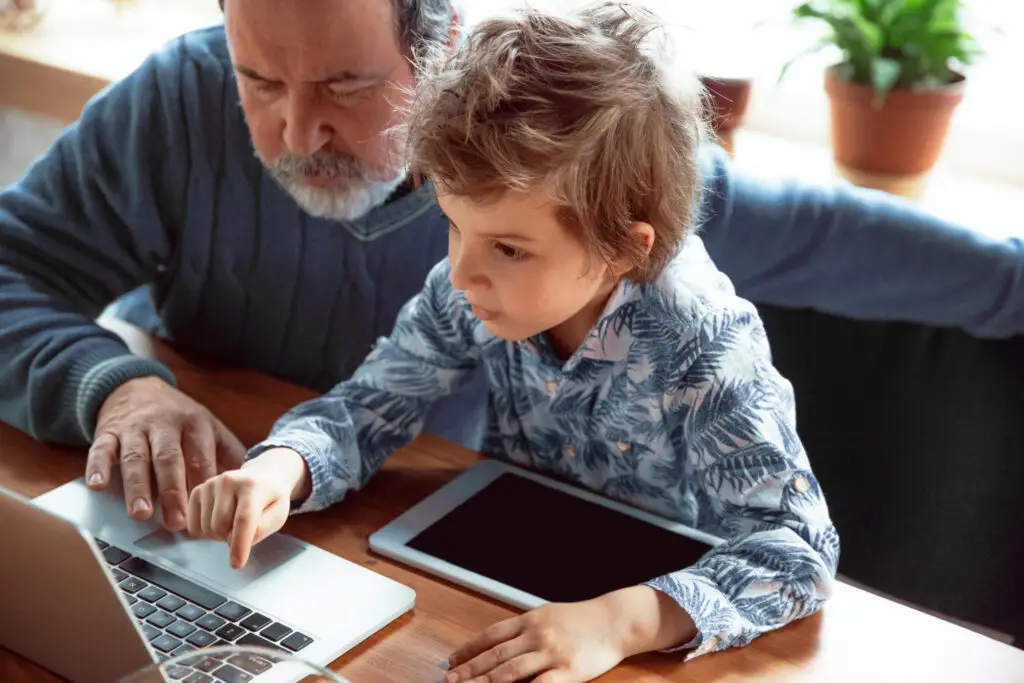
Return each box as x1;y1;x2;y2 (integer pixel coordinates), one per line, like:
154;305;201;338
248;235;838;658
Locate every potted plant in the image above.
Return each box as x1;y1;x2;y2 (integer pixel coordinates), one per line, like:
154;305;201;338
788;0;980;192
700;75;753;156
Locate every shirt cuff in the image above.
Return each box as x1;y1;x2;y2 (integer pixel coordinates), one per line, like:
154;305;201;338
246;431;338;515
646;571;731;659
74;353;177;441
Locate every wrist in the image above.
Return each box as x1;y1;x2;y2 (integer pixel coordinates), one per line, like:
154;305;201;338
599;585;697;658
242;447;312;501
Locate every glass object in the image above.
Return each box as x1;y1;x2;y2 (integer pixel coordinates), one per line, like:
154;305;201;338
115;644;347;683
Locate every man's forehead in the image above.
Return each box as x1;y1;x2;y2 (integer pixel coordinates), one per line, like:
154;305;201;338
225;0;402;77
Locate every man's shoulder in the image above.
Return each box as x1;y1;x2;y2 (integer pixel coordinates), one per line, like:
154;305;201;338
142;25;231;87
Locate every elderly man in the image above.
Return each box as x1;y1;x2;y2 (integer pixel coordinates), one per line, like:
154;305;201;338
1;0;1021;533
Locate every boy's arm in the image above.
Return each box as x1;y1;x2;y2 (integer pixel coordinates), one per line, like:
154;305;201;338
246;261;480;513
646;307;839;657
697;144;1024;339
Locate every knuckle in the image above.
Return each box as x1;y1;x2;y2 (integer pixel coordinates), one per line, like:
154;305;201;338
152;447;183;464
504;657;525;679
490;642;510;664
120;449;149;466
534;627;557;651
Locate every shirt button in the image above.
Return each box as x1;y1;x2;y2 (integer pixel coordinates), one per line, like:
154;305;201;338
697;636;719;655
616;442;629;452
563;445;577;460
792;476;810;494
544;379;558;394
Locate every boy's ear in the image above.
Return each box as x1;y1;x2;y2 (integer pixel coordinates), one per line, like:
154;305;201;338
609;222;655;277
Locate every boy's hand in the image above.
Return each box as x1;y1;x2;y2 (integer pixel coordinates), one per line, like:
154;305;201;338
446;586;696;683
445;599;626;683
186;448;309;569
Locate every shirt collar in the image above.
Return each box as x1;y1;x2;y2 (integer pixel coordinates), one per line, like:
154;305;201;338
519;278;640;371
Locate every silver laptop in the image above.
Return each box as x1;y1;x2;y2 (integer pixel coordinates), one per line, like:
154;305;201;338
0;478;415;683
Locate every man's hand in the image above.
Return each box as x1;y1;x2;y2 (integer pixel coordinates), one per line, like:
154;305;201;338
446;586;696;683
187;448;310;568
86;377;246;531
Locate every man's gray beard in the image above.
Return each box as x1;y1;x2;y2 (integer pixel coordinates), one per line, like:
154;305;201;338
264;149;407;222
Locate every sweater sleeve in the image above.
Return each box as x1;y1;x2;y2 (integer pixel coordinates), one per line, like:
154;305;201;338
0;44;190;444
647;310;839;657
696;144;1024;339
247;261;481;513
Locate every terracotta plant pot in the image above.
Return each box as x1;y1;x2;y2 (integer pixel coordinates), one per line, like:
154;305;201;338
825;67;966;192
700;76;753;155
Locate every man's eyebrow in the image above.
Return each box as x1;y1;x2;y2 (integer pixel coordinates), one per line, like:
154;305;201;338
235;65;272;81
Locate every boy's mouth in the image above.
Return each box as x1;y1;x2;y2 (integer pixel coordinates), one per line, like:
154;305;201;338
470;304;499;322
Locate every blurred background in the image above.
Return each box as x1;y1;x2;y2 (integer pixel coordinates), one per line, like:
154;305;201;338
2;0;1021;235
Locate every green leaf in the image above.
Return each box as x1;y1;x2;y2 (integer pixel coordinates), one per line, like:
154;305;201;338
871;57;902;103
778;38;833;83
791;0;981;87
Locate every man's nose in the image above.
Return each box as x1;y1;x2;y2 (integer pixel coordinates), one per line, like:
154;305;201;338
283;95;334;157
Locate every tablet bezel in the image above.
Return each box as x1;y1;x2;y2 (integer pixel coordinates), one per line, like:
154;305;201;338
368;458;723;611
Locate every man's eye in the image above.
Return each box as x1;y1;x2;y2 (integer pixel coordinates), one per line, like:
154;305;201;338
251;81;282;96
327;85;371;101
494;242;525;261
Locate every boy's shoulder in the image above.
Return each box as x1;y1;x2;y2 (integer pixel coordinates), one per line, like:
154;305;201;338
629;235;762;357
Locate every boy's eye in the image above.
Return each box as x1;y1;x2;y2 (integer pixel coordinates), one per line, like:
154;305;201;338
494;242;525;261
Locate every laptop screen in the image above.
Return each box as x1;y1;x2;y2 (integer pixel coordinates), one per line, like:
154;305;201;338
406;472;713;603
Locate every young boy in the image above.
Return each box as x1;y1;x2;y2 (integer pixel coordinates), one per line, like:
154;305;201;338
188;3;839;681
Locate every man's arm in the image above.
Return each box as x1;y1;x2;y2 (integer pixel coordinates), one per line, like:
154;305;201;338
647;308;839;657
247;260;481;512
697;144;1024;339
0;49;188;444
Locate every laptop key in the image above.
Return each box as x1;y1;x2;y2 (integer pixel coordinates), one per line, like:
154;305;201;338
197;614;226;632
281;631;313;652
183;673;213;683
239;613;270;631
228;653;273;676
214;602;251;622
186;630;218;648
146;611;176;629
152;634;183;653
177;604;206;622
111;568;128;583
132;602;157;619
167;620;197;638
124;595;139;606
214;624;246;642
95;539;110;549
138;586;168;602
102;546;132;565
212;665;252;683
120;557;227;610
166;665;192;680
259;622;292;641
192;657;223;673
235;632;283;652
119;577;147;594
141;624;162;641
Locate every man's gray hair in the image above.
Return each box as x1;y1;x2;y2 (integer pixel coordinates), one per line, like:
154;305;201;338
393;0;458;57
218;0;457;56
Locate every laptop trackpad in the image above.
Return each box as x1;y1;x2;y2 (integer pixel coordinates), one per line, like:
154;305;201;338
134;529;305;591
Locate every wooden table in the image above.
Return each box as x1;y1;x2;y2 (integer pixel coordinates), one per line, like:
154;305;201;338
0;0;220;122
2;320;1024;683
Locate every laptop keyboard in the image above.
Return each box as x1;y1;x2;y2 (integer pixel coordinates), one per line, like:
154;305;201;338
95;538;315;682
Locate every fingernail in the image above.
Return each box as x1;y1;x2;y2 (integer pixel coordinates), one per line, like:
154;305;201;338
132;498;151;516
88;473;103;486
166;511;185;529
445;674;457;683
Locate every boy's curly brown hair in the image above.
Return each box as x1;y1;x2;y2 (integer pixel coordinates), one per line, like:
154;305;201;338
402;1;706;282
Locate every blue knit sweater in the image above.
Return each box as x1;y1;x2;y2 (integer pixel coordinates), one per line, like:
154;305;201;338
2;26;1022;446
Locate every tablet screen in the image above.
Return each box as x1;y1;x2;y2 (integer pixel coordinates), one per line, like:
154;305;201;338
406;472;714;603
